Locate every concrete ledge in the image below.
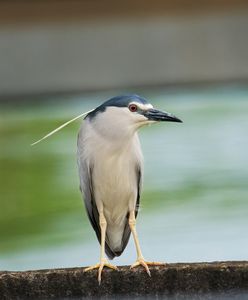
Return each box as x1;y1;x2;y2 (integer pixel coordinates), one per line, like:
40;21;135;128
0;261;248;299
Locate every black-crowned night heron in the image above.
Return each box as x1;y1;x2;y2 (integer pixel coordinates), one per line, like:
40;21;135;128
77;94;182;283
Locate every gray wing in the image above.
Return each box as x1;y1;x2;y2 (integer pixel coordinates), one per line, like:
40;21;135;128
77;133;116;259
78;156;99;237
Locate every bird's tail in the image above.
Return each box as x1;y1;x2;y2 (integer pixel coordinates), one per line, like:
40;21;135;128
105;221;131;260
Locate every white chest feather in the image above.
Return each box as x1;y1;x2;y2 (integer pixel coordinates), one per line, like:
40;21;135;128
78;112;144;250
79;117;143;224
93;149;137;223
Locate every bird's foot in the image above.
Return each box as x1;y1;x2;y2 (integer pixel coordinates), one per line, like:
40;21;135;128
130;258;165;276
84;258;118;284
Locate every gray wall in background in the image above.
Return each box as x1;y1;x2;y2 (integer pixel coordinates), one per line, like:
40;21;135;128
0;11;248;96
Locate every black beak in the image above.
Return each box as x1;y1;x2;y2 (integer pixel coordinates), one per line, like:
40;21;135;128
144;109;183;123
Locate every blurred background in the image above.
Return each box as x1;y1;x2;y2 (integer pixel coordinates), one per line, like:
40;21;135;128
0;1;248;271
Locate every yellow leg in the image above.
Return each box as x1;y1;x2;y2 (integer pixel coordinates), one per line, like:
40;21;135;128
129;211;165;276
84;212;118;284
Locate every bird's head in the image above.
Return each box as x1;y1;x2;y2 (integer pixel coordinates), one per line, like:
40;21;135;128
86;95;182;139
30;94;182;146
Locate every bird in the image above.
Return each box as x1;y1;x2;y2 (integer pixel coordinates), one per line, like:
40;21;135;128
77;94;182;283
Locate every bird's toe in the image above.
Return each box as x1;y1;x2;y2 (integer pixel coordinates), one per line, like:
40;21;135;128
84;259;118;284
130;258;166;276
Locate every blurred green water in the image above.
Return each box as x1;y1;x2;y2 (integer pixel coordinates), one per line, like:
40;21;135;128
0;85;248;270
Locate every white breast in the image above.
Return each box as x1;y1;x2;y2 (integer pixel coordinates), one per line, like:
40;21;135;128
93;147;137;221
78;116;143;249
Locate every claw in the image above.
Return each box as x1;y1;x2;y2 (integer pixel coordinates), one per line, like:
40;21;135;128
130;259;165;276
84;259;118;284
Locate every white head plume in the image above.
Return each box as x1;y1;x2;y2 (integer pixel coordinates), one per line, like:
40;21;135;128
31;109;93;146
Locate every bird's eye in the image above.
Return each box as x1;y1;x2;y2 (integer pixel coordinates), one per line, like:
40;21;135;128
128;104;138;112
